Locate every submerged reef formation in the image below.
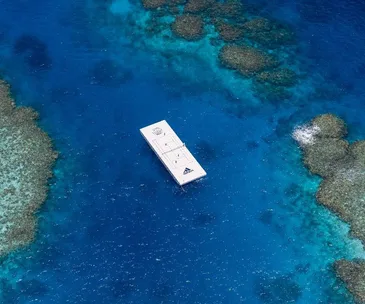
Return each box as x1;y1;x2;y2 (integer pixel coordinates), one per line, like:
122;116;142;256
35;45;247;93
219;45;279;76
0;80;57;256
171;14;205;40
184;0;212;14
137;0;299;102
293;114;365;303
209;0;244;20
13;34;52;71
335;260;365;304
242;17;295;48
212;19;244;42
254;274;302;304
253;68;297;102
256;69;297;87
141;0;166;10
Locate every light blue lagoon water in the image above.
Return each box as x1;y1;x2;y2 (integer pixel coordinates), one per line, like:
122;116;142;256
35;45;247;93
0;0;365;303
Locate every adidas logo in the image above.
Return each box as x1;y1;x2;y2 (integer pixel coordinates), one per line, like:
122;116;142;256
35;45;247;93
183;168;193;175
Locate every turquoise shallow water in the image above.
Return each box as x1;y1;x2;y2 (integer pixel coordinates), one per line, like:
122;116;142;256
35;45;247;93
0;0;365;303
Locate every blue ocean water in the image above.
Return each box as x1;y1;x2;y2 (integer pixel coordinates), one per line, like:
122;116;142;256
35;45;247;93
1;0;365;303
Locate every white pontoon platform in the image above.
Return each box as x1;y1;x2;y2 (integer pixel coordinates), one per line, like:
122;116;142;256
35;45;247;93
140;120;207;186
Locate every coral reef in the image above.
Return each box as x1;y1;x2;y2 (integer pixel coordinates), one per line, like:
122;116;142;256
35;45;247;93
168;0;187;5
311;113;347;138
303;138;349;177
335;260;365;304
213;19;244;42
219;44;279;76
243;17;272;32
242;17;295;48
316;165;365;238
350;140;365;165
0;80;57;256
142;0;166;10
293;114;350;177
171;14;205;41
136;0;299;103
209;0;244;20
253;68;297;102
294;114;365;303
256;68;297;87
184;0;212;14
253;82;293;102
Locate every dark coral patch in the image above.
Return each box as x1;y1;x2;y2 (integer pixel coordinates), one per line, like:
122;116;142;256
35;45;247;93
110;279;136;299
195;140;217;162
243;18;295;48
246;140;259;150
17;279;49;297
258;209;273;225
193;211;217;226
253;81;293;102
0;279;18;304
297;0;334;23
254;274;302;304
256;69;297;87
89;59;133;87
13;34;52;70
150;279;174;299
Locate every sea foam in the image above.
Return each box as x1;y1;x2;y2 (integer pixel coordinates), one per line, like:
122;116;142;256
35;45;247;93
292;124;320;146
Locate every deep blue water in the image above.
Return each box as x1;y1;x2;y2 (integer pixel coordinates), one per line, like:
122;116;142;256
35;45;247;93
1;0;365;303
